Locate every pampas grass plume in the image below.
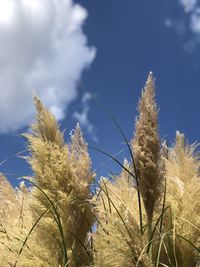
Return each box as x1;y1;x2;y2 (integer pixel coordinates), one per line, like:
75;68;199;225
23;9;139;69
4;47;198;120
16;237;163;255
132;72;162;230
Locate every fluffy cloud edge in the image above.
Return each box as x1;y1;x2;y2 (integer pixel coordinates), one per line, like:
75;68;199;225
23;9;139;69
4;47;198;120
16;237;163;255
0;0;96;134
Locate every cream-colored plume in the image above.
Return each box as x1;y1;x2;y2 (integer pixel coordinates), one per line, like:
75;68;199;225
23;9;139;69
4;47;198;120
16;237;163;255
132;72;162;225
23;95;94;266
162;131;200;266
92;166;149;267
0;174;32;266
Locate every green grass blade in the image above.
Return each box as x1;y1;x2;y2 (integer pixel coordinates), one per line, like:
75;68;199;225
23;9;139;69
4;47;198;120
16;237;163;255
20;177;68;266
14;208;49;267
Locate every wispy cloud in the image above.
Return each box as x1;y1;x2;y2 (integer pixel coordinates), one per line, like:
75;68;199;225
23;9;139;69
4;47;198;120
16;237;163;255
190;8;200;33
179;0;197;13
165;0;200;53
180;0;200;35
0;0;96;133
73;92;98;142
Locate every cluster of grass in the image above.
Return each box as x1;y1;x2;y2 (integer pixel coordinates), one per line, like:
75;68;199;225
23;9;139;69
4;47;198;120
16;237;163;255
0;73;200;266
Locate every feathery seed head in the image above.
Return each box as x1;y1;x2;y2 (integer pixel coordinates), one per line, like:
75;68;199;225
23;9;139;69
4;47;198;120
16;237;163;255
23;95;95;266
162;131;200;266
93;174;149;267
132;72;162;223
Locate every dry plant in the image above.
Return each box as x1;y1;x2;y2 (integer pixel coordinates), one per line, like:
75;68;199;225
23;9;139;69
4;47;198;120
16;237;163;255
23;95;95;267
131;73;163;241
0;73;199;267
0;175;32;266
92;73;200;267
0;95;95;267
92;163;150;267
159;131;200;266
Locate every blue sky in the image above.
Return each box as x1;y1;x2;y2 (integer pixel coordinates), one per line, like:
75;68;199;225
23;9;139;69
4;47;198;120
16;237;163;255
0;0;200;186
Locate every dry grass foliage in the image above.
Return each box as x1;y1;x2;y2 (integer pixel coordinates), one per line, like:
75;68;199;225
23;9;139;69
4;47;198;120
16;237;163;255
0;74;199;266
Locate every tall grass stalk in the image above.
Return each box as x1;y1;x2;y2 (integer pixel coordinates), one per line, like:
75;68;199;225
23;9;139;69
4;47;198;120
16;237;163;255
0;73;200;266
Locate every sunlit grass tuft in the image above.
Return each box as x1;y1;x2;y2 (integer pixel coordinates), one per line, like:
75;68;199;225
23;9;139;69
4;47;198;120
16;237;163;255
0;74;200;266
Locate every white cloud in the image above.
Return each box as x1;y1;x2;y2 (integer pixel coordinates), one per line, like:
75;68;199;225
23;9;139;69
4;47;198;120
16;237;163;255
165;0;200;53
73;92;98;142
179;0;197;13
0;0;96;133
190;8;200;33
176;0;200;35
